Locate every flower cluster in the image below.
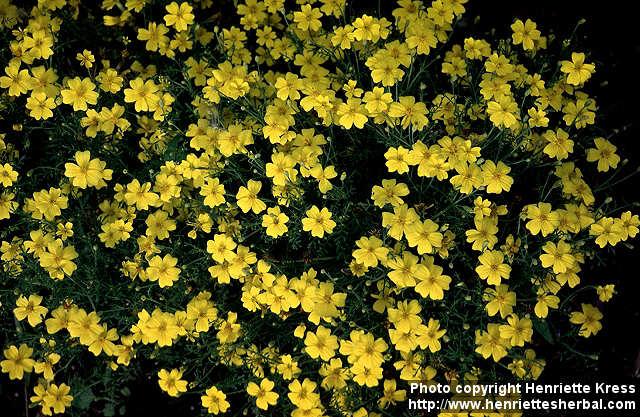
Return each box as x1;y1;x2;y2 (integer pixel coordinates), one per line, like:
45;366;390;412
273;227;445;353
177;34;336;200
0;0;637;416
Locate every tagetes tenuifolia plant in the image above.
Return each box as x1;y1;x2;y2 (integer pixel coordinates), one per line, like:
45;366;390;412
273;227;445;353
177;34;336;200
0;0;637;416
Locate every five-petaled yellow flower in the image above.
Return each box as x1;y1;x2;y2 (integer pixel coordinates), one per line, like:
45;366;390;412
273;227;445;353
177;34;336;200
302;205;336;238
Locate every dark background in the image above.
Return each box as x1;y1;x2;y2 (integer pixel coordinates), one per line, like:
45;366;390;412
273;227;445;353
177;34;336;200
2;0;639;416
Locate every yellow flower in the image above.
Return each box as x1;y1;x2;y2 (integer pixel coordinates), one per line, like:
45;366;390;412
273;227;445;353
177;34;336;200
124;78;160;112
388;96;428;130
511;19;541;51
539;240;575;274
88;324;119;356
146;254;181;287
138;22;170;51
384;146;410;174
406;24;437;55
218;124;253;156
124;179;160;210
485;53;515;76
382;204;419;240
25;91;56;120
475;323;509;362
534;292;559;318
64;151;112;189
416;318;446;353
60;77;98;111
371;179;409;208
543;128;574;160
145;210;177;240
67;309;102;345
262;206;289;238
39;240;78;279
207;234;237;263
164;2;195;32
351;362;383;387
201;386;230;415
0;62;32;96
596;284;616;302
14;294;48;326
187;297;218;332
484;285;516;319
331;26;355;50
34;352;61;380
216;312;241;343
287;378;320;410
318;358;346;389
336;98;368;129
44;383;73;414
32;187;69;221
569;304;603;337
310;164;337;194
302;205;336;238
586;137;620;172
158;368;188;397
28;66;58;97
200;177;226;208
487;96;518;128
277;354;301;380
406;219;444;255
266;152;296;186
1;344;35;380
352;236;388;268
236;180;266;214
560;52;595;86
247;378;279;410
619;211;639;240
481;160;513;194
528;106;549;127
498;314;533;347
414;256;451;300
76;49;95;69
589;217;624;248
465;216;499;251
525;203;558;237
378;379;406;408
274;73;303;101
97;68;124;93
352;14;381;42
23;30;54;59
476;250;511;286
31;382;50;413
304;326;338;361
386;251;426;288
145;311;180;347
0;163;18;187
464;38;491;59
293;4;323;32
369;57;405;87
363;86;392;114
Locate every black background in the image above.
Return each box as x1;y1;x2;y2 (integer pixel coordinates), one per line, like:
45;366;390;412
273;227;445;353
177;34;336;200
2;0;639;416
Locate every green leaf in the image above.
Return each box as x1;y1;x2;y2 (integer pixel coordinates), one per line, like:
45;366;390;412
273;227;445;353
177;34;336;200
533;318;554;344
74;387;95;411
103;403;115;417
